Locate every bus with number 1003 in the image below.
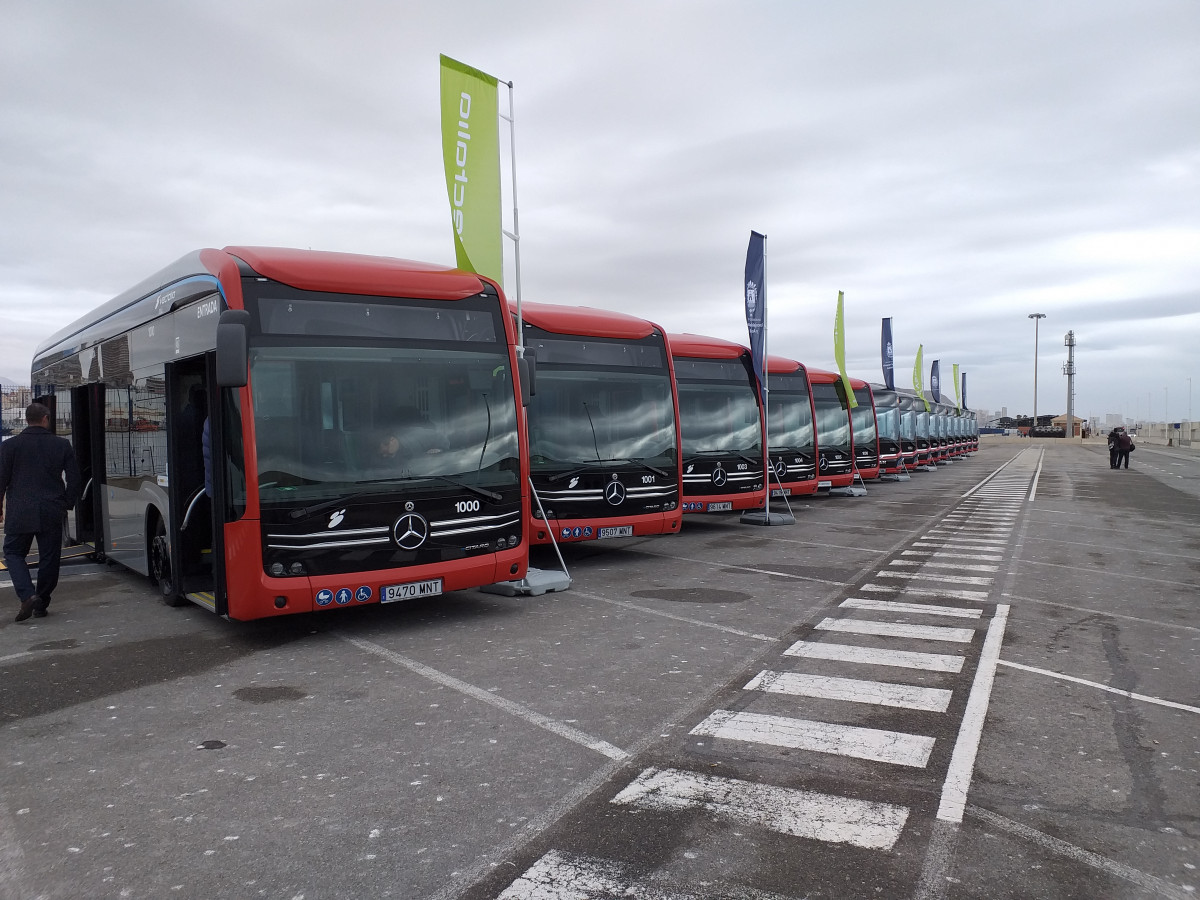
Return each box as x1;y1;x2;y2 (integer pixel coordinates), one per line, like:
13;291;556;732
30;246;530;620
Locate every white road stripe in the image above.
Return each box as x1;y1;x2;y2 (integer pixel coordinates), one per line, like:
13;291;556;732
902;550;1003;561
937;605;1010;822
841;597;982;618
498;849;794;900
784;640;965;673
612;767;911;851
999;660;1200;715
745;670;953;712
875;571;994;586
691;710;936;768
342;636;629;761
861;584;991;602
888;560;999;573
816;617;976;643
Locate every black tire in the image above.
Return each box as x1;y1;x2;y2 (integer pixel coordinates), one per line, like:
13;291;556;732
150;516;185;607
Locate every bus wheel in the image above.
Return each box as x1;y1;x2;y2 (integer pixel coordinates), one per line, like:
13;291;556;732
150;517;185;607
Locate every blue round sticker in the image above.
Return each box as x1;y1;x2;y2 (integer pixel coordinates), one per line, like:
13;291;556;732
315;589;334;607
335;588;353;605
355;585;373;603
561;527;572;538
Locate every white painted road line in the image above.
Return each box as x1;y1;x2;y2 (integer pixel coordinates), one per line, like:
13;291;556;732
816;617;977;643
342;636;630;761
745;670;953;712
888;560;999;573
861;584;992;602
936;604;1010;822
841;597;982;618
784;640;966;673
902;550;1003;561
691;709;936;767
611;767;911;851
999;660;1200;715
874;571;994;586
498;849;794;900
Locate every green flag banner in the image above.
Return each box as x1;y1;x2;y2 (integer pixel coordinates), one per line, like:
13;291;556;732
440;54;502;283
914;345;929;411
953;363;961;413
833;290;858;408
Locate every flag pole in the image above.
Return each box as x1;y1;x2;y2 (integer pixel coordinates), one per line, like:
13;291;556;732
500;80;523;350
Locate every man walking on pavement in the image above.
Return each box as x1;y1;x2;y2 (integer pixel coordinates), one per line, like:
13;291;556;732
1;402;81;621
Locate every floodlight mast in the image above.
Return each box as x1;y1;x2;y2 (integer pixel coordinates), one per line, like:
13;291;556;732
1029;313;1046;428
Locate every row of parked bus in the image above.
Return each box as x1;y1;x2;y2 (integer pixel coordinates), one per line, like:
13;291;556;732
30;247;976;621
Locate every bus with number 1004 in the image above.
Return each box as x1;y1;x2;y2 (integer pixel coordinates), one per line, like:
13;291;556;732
30;246;530;620
517;301;682;544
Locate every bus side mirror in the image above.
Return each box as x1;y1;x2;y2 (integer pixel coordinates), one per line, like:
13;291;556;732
517;348;536;406
216;310;251;388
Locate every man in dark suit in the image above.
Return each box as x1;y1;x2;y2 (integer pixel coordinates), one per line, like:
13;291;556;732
1;402;81;621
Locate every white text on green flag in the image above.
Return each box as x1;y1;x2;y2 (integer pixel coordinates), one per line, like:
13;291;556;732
914;345;929;411
439;55;502;283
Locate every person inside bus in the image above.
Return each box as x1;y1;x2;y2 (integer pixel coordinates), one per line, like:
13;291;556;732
177;384;207;492
1;402;81;621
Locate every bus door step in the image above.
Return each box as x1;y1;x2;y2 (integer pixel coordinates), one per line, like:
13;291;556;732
480;567;572;597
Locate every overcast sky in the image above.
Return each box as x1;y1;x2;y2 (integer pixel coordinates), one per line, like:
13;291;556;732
2;1;1198;423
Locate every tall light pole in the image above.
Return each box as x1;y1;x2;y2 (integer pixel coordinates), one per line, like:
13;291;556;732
1029;313;1046;427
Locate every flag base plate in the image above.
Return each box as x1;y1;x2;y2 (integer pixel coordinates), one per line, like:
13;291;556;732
879;473;911;482
740;510;796;526
828;486;868;497
480;567;572;597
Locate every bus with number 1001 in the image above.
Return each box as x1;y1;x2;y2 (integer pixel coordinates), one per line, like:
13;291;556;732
30;246;530;620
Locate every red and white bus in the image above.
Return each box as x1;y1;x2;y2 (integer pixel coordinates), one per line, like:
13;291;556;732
669;333;766;514
848;376;881;481
869;385;905;475
31;247;529;620
518;301;682;544
763;355;820;498
804;368;856;490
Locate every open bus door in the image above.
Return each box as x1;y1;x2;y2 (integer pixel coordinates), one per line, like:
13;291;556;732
163;355;227;614
71;383;107;558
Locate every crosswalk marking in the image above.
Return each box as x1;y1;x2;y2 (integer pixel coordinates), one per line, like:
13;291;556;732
874;571;994;585
815;617;976;643
611;767;911;851
840;597;982;618
783;639;966;673
902;549;1002;561
744;670;953;712
861;584;991;601
691;709;936;767
888;560;999;572
497;849;796;900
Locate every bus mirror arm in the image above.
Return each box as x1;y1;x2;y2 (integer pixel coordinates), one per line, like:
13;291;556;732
216;310;251;388
518;348;537;406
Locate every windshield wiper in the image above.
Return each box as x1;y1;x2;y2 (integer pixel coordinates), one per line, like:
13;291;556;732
688;449;761;467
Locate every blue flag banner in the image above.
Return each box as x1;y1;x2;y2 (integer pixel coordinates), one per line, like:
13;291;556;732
881;318;895;390
931;359;941;403
961;371;967;410
744;231;766;397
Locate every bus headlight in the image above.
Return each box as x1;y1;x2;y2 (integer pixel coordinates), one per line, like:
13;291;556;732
507;534;520;547
270;563;285;577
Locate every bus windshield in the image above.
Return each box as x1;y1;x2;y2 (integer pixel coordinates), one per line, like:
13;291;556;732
676;382;761;454
900;407;916;440
249;345;520;505
851;389;877;444
767;392;814;450
876;403;900;442
810;384;850;448
528;368;676;466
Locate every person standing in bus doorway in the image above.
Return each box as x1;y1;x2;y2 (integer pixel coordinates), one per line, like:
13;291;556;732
0;402;81;621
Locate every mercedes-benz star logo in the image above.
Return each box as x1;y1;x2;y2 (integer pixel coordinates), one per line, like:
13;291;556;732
711;465;728;487
819;456;829;471
393;513;430;550
604;480;627;506
773;457;788;477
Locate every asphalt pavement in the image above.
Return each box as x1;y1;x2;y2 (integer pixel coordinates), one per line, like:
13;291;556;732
2;441;1197;900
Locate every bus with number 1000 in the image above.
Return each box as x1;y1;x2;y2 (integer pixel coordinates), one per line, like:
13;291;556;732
30;246;530;620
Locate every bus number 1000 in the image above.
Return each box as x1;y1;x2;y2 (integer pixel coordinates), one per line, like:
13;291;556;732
455;500;481;513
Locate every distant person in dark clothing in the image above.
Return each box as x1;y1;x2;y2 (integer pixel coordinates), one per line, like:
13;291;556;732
177;385;207;492
1107;428;1122;469
1;402;81;621
1115;430;1134;469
